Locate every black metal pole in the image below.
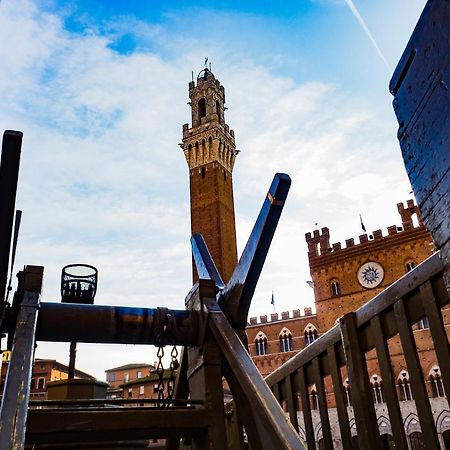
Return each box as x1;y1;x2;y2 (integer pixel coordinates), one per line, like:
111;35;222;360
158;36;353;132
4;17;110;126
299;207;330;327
0;131;22;311
35;303;199;346
68;341;76;379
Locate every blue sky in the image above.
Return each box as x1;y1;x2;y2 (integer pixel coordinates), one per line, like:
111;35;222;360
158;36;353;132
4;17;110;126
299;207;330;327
1;0;426;378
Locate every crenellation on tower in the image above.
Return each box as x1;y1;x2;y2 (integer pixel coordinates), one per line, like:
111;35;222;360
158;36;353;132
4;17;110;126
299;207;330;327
306;200;428;264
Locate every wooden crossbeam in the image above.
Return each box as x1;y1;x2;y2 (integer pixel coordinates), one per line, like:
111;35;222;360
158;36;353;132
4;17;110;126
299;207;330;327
26;407;209;445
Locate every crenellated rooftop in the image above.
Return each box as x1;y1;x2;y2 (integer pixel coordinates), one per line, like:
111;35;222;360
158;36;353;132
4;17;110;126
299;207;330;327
248;307;315;326
305;199;427;260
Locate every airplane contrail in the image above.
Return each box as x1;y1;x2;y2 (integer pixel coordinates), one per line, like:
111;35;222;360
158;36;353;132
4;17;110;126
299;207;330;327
344;0;391;71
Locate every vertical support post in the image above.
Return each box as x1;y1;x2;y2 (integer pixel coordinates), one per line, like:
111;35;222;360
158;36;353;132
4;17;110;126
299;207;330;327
186;279;228;450
68;341;77;379
312;357;332;450
339;313;381;450
296;366;315;450
0;131;22;311
0;265;43;450
394;298;441;447
371;315;408;450
327;345;352;449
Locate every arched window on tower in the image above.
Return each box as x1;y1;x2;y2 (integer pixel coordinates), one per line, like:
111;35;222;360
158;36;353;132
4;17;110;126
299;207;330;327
343;378;352;407
254;332;268;356
370;374;384;404
330;280;341;297
304;324;318;346
417;316;429;329
405;260;416;272
309;385;318;410
279;328;293;352
198;98;206;120
429;366;445;398
216;100;221;123
398;371;413;401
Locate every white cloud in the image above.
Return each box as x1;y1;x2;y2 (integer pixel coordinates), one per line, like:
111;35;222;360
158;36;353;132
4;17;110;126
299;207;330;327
1;0;415;379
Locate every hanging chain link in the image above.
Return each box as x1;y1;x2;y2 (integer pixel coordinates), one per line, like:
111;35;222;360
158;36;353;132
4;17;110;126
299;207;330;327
166;345;179;401
156;346;165;405
154;308;180;406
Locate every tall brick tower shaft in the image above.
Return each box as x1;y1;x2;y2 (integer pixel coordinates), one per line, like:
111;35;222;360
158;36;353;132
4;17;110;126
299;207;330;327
182;69;238;283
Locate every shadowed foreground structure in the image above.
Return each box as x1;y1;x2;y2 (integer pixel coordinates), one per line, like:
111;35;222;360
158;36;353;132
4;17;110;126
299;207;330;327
0;1;449;448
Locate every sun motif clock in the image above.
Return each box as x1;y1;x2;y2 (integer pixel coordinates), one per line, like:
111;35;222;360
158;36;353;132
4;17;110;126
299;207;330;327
357;262;384;289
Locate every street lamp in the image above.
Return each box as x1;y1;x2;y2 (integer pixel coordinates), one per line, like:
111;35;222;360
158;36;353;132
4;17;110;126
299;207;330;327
61;264;98;378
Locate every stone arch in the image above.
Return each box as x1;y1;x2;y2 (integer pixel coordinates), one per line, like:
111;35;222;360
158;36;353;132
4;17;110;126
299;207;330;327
398;369;413;401
436;409;450;434
378;415;392;435
348;417;357;436
254;331;268;356
279;327;293;352
314;423;322;441
304;323;318;345
297;425;306;442
404;412;421;435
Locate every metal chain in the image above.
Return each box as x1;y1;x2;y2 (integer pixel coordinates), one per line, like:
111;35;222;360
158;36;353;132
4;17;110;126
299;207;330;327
156;346;165;405
166;345;180;402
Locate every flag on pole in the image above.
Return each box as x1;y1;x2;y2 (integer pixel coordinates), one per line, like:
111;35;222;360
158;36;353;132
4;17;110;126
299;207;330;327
271;291;275;305
359;213;367;233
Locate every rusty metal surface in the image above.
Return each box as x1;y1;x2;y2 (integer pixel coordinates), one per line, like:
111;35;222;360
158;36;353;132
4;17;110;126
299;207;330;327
390;0;450;267
0;131;22;316
0;291;40;450
34;303;199;346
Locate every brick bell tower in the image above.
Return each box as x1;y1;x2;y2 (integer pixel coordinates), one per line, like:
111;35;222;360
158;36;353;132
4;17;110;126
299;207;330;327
182;68;238;283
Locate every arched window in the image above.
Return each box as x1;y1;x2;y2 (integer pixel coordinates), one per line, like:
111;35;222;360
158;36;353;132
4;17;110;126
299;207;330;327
343;378;352;407
417;316;429;329
398;371;413;401
370;374;384;404
304;323;318;346
198;98;206;119
429;366;445;398
331;280;341;296
310;387;318;410
279;328;293;352
254;332;268;356
406;261;416;272
409;432;425;450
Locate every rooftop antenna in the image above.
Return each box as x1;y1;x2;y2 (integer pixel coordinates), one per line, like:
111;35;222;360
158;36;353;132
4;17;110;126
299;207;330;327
191;71;194;82
204;57;208;69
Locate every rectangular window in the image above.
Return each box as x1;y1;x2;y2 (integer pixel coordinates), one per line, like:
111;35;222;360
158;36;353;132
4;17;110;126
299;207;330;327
37;377;45;389
128;388;132;398
109;373;116;382
137;371;142;379
139;386;145;395
124;373;129;382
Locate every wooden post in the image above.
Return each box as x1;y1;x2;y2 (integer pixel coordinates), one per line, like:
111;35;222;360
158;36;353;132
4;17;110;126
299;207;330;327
186;279;228;450
339;313;381;449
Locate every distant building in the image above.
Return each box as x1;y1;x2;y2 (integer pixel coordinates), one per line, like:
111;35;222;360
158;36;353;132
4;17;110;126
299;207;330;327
105;363;154;398
0;355;94;399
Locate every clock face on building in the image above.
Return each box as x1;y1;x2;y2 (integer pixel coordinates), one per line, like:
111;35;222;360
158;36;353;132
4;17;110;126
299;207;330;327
357;262;384;289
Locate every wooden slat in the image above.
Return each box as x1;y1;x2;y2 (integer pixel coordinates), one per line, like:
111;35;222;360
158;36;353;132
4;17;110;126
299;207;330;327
394;297;440;448
312;357;332;450
27;407;209;444
271;382;281;403
371;315;408;450
282;375;299;432
420;281;450;397
327;345;352;449
296;367;316;450
339;313;381;450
